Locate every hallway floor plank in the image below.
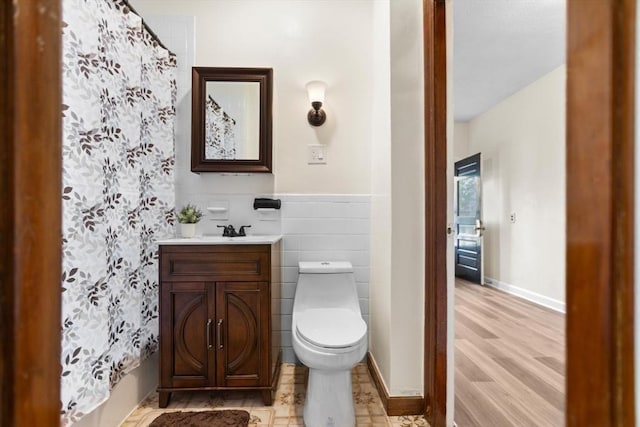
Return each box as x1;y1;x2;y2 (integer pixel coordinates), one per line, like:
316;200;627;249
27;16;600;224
454;279;565;427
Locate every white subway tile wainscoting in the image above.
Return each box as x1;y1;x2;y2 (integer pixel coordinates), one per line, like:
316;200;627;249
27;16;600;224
277;194;371;363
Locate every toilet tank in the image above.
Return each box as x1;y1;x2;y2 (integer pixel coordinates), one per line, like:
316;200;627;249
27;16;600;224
293;261;361;313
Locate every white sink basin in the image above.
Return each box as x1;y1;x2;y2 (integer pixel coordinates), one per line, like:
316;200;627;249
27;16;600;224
156;234;282;245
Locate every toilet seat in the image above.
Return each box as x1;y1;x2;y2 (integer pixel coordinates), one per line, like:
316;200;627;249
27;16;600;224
296;308;367;349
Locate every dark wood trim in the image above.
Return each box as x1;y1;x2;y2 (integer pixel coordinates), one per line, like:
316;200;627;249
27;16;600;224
191;67;273;173
566;1;635;425
366;353;425;416
0;0;62;426
0;0;10;419
423;0;448;425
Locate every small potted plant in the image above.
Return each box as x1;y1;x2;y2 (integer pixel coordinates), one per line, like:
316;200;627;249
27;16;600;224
177;204;203;238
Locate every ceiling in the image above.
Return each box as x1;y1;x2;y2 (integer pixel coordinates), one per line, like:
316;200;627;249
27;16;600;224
453;0;566;122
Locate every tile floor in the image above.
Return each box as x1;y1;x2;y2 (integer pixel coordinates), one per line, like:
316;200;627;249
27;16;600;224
122;363;429;427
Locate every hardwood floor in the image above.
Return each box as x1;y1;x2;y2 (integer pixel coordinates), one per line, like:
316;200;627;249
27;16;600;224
454;279;565;427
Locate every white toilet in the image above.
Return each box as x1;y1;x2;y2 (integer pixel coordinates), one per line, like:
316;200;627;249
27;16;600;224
292;261;368;427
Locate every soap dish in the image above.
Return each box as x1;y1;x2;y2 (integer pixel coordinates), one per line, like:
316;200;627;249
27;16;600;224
206;203;229;221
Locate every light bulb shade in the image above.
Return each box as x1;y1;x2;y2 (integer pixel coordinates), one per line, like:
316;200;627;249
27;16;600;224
306;80;327;104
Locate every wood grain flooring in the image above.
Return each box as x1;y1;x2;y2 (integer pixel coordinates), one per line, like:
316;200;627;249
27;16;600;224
454;279;565;427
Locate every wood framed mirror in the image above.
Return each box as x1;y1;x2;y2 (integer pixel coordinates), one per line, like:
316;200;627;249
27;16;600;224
191;67;273;173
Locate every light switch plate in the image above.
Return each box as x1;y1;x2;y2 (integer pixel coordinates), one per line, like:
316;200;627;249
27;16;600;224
307;144;326;164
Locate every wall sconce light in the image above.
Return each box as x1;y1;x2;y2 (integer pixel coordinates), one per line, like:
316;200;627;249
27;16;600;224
306;80;327;126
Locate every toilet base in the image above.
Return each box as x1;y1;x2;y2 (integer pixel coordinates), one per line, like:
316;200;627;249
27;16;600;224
303;367;355;427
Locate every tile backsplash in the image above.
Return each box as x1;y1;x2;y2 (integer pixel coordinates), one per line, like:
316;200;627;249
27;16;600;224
175;193;282;237
277;194;371;363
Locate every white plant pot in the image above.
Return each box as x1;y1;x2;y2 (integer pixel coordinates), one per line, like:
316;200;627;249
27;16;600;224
179;223;196;238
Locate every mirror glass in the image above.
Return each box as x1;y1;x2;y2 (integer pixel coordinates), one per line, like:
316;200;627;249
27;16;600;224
204;81;260;160
191;67;272;173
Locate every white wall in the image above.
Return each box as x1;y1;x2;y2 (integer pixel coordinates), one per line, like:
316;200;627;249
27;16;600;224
454;65;566;309
369;0;393;392
131;0;374;196
453;122;469;162
368;0;424;397
388;0;425;395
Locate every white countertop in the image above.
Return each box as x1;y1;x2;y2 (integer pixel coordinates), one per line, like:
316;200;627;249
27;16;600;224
156;234;282;245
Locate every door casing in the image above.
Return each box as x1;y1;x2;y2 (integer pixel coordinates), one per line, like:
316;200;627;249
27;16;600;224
565;1;636;425
423;1;448;425
0;0;63;426
423;0;637;426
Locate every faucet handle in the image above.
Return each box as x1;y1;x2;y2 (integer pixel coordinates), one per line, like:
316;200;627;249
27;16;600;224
217;224;231;237
238;225;252;237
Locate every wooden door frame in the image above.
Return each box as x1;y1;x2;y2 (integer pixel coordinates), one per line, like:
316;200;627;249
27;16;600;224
0;0;62;426
565;1;636;425
424;1;637;426
423;0;448;425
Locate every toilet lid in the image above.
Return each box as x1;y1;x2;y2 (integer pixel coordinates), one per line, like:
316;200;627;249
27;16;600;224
296;308;367;349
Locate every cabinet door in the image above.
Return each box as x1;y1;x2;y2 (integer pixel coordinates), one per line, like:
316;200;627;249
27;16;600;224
215;282;269;387
159;282;215;388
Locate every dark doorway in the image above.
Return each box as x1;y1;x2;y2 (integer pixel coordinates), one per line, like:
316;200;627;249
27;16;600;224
454;153;483;284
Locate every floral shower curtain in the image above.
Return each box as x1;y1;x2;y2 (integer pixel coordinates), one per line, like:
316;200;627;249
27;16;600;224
205;95;237;159
60;0;176;424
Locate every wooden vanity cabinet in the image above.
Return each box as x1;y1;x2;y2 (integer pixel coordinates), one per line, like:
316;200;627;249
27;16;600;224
157;243;281;408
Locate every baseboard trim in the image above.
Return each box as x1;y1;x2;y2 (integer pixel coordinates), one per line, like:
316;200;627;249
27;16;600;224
484;277;566;313
366;352;424;416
